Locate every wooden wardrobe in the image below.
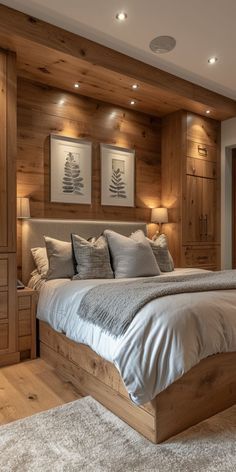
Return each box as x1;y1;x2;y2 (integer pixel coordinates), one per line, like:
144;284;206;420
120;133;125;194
162;111;220;270
0;49;18;366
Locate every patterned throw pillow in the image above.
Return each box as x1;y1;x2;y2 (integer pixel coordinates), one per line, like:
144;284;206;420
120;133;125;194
72;234;113;280
147;234;174;272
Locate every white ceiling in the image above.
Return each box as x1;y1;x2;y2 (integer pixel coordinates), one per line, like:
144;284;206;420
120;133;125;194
2;0;236;99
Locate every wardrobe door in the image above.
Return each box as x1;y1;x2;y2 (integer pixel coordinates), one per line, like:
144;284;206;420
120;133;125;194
202;178;217;243
184;175;203;243
233;151;236;269
0;50;16;253
0;50;18;366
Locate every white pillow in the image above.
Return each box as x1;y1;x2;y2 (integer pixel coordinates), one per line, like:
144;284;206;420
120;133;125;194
104;229;160;279
31;247;48;277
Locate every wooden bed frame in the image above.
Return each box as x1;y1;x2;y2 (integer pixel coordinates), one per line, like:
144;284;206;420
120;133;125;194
22;219;236;442
39;320;236;443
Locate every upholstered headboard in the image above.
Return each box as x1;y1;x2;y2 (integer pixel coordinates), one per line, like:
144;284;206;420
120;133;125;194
22;219;147;284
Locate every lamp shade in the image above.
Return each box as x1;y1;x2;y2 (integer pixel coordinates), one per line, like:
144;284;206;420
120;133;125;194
17;197;30;219
151;207;168;224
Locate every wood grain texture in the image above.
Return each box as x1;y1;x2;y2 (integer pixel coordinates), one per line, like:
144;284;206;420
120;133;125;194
0;50;16;253
162;110;220;268
0;48;18;367
0;358;83;426
0;254;17;363
17;288;37;359
155;351;236;442
233;150;236;269
17;78;161;272
0;4;235;120
39;320;236;443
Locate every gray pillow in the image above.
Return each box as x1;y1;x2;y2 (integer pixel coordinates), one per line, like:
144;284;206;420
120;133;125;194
44;236;74;280
104;229;160;279
147;234;174;272
72;234;113;280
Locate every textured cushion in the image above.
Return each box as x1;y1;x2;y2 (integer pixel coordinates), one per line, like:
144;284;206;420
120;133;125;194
72;234;113;280
44;236;74;280
31;247;48;277
147;234;174;272
104;229;160;279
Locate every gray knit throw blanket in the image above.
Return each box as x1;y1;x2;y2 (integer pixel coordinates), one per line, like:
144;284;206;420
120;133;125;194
78;270;236;338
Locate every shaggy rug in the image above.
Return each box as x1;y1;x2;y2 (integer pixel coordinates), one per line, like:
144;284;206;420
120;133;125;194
0;397;235;472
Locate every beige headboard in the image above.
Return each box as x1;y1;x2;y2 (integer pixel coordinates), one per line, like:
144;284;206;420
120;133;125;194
22;218;147;284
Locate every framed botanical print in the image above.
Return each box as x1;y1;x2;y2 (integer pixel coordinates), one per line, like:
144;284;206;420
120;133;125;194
101;144;135;207
50;135;92;204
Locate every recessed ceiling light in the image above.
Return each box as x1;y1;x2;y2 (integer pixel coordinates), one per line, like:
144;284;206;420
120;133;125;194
59;99;65;105
208;56;218;64
131;84;139;90
130;99;137;105
149;36;176;54
74;82;80;88
116;11;127;21
206;110;211;114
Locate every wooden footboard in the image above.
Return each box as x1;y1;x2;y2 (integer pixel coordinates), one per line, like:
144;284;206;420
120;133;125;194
39;321;236;443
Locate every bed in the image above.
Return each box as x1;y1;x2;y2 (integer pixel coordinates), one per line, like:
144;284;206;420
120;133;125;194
22;219;236;443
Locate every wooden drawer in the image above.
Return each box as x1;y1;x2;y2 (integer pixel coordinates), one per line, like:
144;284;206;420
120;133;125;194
186;158;217;179
18;295;31;310
0;259;8;287
187;114;219;147
18;309;31;336
18;335;31;352
182;246;218;268
187;140;217;162
17;288;37;359
0;292;8;320
0;323;8;350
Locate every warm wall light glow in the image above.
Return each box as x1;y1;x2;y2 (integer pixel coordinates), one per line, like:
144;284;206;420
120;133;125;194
116;11;127;21
59;99;65;105
151;207;168;224
131;84;139;90
17;197;30;219
208;56;218;64
74;83;80;88
206;110;211;114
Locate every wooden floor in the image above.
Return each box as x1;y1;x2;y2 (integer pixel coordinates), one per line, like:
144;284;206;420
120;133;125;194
0;358;84;426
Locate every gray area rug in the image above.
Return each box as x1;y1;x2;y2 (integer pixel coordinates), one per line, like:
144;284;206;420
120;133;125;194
0;397;235;472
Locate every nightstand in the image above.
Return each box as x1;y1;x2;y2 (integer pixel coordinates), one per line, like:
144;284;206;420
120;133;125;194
17;288;37;360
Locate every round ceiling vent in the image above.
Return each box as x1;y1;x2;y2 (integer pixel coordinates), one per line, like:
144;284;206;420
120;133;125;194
149;35;176;54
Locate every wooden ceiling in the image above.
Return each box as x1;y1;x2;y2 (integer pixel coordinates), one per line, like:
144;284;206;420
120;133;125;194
0;4;236;120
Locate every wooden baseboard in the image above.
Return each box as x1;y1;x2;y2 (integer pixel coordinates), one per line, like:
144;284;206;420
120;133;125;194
0;352;20;367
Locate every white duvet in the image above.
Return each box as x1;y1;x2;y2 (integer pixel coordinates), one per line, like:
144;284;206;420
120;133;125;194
36;268;236;405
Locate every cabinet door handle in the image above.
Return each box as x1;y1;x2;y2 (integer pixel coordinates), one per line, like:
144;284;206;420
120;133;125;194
198;145;208;157
199;215;203;239
205;214;208;237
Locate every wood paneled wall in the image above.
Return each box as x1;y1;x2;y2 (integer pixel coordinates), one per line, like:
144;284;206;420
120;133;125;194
17;78;161;221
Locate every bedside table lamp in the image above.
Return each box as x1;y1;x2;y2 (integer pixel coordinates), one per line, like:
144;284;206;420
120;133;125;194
17;197;30;219
151;207;168;240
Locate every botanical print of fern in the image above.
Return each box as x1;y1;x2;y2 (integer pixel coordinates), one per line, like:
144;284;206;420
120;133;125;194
109;167;127;198
62;152;84;195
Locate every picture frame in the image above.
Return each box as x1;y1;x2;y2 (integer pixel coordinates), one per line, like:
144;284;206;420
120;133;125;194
50;135;92;204
101;144;135;207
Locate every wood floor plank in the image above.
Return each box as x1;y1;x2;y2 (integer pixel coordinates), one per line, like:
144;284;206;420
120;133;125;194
0;358;84;425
